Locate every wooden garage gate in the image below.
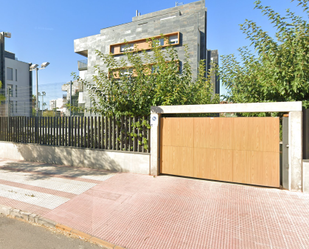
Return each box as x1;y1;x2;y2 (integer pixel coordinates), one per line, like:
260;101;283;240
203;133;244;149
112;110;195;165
160;117;280;187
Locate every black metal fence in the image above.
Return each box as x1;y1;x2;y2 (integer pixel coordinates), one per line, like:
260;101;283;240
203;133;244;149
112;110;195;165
0;116;150;153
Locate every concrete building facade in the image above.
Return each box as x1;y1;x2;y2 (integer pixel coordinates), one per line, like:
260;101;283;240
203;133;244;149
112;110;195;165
0;32;32;117
74;0;219;112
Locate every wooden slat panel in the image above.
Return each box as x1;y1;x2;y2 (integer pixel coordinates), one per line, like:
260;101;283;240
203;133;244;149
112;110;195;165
161;118;172;146
233;118;249;151
248;118;265;152
233;150;251;185
207;118;220;149
171;118;193;147
218;118;234;150
160;116;279;187
193;118;210;148
193;148;210;179
248;150;264;186
175;147;194;177
217;149;233;182
262;151;280;187
160;146;175;175
264;118;280;152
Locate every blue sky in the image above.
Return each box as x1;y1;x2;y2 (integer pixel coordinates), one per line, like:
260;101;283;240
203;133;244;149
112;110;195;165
0;0;307;99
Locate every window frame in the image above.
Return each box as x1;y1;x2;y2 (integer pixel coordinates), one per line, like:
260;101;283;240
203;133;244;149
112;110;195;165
7;67;13;81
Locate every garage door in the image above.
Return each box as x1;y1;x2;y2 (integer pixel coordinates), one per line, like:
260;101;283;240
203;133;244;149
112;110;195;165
160;117;280;187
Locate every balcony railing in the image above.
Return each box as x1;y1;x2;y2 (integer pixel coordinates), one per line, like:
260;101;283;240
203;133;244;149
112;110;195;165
78;59;88;71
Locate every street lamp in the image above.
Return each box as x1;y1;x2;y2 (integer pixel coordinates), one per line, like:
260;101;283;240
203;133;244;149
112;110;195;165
30;62;50;116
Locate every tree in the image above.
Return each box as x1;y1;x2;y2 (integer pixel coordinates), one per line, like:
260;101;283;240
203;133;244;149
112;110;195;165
74;37;219;117
220;0;309;108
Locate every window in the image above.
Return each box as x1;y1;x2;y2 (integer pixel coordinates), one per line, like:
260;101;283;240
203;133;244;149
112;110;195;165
152;38;164;47
7;68;13;81
15;85;17;97
15;101;17;113
120;44;134;52
15;69;17;81
169;35;178;45
7;84;13;97
120;68;133;76
110;32;180;55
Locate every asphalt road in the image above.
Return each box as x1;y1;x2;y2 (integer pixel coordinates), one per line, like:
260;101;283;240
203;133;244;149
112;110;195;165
0;214;103;249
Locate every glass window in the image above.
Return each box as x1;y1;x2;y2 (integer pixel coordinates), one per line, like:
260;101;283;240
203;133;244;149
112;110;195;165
15;85;17;97
169;35;178;45
15;101;17;113
152;38;164;47
15;69;17;81
120;43;134;52
7;68;13;81
120;68;133;76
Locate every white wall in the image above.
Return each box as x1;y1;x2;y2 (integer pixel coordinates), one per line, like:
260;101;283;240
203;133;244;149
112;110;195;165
5;58;31;116
0;142;150;174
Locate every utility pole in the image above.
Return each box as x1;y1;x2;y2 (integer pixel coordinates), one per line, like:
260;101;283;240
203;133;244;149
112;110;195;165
69;80;72;117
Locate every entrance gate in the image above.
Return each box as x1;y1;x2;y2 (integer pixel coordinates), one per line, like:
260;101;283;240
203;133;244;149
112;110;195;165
160;117;280;187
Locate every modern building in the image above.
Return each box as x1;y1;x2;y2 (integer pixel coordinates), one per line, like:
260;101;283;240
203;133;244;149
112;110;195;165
0;32;32;117
74;0;219;112
49;97;66;114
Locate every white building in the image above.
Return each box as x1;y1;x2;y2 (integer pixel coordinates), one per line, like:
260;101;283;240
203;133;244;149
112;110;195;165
49;97;66;113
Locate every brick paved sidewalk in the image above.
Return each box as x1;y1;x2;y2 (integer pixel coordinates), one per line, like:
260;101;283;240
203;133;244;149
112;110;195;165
0;159;308;248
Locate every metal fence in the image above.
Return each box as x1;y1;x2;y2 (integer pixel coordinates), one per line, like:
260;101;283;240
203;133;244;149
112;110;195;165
0;116;150;153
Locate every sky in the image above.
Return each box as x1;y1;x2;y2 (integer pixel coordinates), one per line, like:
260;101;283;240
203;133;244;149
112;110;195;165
0;0;307;102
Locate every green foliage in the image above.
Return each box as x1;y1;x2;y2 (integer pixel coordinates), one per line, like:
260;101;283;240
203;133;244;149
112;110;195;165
73;36;219;150
220;0;309;108
0;81;5;102
74;37;219;117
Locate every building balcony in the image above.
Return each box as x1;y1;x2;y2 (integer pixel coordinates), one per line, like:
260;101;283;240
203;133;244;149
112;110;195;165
78;59;88;71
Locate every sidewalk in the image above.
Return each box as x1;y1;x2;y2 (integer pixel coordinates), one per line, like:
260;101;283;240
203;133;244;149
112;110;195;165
0;158;309;249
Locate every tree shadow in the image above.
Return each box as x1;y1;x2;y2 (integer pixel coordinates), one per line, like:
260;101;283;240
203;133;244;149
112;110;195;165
0;143;126;181
0;160;118;181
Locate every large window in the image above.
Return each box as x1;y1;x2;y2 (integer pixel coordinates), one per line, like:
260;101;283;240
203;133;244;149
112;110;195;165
169;35;179;45
7;68;13;81
120;44;134;52
110;32;180;55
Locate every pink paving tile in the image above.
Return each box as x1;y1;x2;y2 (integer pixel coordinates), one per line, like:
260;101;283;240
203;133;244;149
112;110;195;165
1;163;309;249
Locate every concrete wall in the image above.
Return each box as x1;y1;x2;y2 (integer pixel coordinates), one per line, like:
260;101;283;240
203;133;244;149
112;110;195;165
0;141;150;174
303;160;309;193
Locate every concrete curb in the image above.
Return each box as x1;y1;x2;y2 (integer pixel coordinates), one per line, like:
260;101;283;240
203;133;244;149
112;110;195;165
0;204;125;249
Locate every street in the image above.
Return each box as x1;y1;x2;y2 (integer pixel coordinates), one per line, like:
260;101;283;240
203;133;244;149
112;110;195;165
0;214;103;249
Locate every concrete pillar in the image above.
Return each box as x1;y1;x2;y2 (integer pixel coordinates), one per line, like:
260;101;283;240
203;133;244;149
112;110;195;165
150;113;160;176
303;160;309;193
289;111;303;191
